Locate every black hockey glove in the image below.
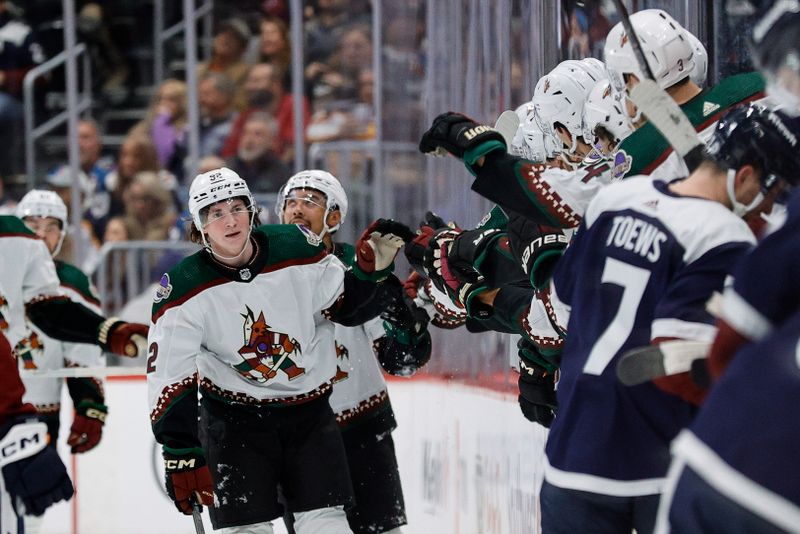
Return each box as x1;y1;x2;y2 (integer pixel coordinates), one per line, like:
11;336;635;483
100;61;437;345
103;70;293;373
405;211;454;275
517;339;558;428
380;291;433;376
163;447;214;515
419;112;507;168
445;227;505;284
506;212;569;289
1;417;74;515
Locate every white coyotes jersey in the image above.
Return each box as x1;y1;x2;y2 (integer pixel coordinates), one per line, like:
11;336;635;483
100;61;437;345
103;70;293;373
329;318;389;424
0;216;60;348
148;226;349;414
20;262;104;410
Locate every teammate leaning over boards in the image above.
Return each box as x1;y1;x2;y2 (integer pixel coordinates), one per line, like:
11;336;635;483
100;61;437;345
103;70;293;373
526;103;796;534
147;167;411;534
276;170;427;534
420;10;766;228
15;191;107;454
656;4;800;531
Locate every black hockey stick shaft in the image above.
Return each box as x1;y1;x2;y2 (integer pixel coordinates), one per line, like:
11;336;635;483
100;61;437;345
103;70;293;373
612;0;655;80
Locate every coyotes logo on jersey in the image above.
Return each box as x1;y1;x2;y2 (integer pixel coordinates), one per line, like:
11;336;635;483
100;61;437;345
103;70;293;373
15;331;43;370
236;306;305;382
333;341;349;383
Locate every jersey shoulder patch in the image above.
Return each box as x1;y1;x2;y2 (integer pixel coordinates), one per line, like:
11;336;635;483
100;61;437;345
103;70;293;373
0;215;35;237
55;261;100;305
254;224;328;269
150;251;227;321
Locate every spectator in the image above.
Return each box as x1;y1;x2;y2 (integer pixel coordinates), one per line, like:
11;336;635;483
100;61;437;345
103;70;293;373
198;72;238;157
305;0;355;65
105;134;179;222
0;0;45;175
197;18;251;110
102;215;130;243
307;68;374;142
258;16;291;74
121;171;177;241
224;112;290;194
309;25;372;104
131;79;188;183
77;2;129;104
220;62;310;163
78;118;115;239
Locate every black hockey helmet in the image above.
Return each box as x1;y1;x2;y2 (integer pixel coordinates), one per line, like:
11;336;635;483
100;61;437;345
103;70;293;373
705;103;800;187
749;0;800;114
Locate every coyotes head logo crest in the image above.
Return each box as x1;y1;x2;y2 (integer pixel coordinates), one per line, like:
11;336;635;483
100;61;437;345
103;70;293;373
0;294;8;331
236;306;305;382
333;342;349;383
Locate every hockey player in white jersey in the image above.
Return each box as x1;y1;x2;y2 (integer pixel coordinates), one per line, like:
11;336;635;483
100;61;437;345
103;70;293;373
147;167;412;534
15;191;107;454
14;191;107;533
0;203;146;534
276;170;430;534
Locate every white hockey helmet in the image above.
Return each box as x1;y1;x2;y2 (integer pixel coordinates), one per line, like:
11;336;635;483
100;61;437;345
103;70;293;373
509;102;559;162
685;31;708;86
603;9;696;93
582;80;634;148
533;68;591;154
188;167;255;230
580;57;608;81
16;189;68;256
275;169;348;234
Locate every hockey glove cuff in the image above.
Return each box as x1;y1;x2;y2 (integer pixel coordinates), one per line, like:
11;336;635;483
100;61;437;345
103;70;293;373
1;417;74;516
98;318;148;357
67;401;107;453
419;112;507;174
446;227;505;284
163;447;214;515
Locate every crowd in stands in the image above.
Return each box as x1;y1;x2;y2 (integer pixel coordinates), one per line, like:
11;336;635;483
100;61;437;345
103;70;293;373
0;0;426;285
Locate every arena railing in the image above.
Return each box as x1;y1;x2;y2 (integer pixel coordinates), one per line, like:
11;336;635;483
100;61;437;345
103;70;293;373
23;42;92;188
92;240;200;317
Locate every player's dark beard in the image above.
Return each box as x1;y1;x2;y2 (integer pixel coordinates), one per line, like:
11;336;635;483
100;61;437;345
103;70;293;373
248;90;274;108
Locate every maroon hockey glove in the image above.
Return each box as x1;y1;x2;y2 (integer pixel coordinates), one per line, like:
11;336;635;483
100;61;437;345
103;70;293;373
404;211;457;275
1;417;74;516
403;271;423;299
355;219;415;275
163;448;214;515
419;112;507;167
67;401;107;453
97;318;148;357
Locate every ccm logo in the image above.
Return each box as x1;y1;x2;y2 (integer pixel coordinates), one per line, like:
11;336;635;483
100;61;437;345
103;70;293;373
165;458;197;470
210;183;233;192
463;125;494;140
1;433;43;459
520;234;568;274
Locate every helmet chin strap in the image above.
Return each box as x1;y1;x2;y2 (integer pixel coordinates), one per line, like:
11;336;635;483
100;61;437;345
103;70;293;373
201;211;256;262
726;168;765;217
51;231;66;258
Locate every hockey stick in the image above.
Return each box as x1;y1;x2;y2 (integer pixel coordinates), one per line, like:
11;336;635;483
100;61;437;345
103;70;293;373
191;501;206;534
611;0;707;172
494;109;521;146
616;340;710;386
19;366;147;378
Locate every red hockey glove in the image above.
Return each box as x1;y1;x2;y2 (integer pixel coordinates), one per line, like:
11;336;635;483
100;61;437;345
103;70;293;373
163;448;214;515
403;271;423;299
1;417;74;515
97;318;148;357
355;219;414;275
67;401;107;453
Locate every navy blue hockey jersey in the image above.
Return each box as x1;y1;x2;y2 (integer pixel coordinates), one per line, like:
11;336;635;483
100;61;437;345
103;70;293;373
670;308;800;528
721;188;800;341
544;177;755;496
